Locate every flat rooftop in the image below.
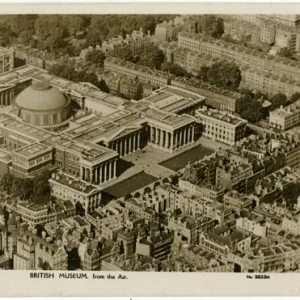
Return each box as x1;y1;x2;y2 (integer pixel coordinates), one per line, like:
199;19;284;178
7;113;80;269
0;64;43;85
0;113;54;142
144;108;195;128
0;149;11;163
50;172;100;194
270;101;300;118
68;141;117;162
196;107;247;126
14;142;52;158
143;86;204;114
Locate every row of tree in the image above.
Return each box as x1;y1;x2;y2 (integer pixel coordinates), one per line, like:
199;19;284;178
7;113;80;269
191;15;224;39
0;169;52;205
0;15;176;56
104;44;165;70
49;63;100;88
196;61;242;91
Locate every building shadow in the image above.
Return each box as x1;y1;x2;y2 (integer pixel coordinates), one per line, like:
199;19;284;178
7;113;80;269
116;158;135;177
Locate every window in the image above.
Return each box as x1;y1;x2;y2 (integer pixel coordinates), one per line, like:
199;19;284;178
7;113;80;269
53;113;57;123
26;114;31;123
44;115;49;126
35;115;40;126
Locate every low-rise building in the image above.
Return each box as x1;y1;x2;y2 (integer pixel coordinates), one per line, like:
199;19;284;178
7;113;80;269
199;225;252;257
179;179;226;202
14;228;68;270
168;214;217;244
241;66;300;98
49;172;102;213
104;57;172;88
85;200;126;232
7;200;75;226
0;47;14;74
270;101;300;131
282;214;300;236
236;216;267;237
195;106;247;146
178;31;300;81
223;190;253;213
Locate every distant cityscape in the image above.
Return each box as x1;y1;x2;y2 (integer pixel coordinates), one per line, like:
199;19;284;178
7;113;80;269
0;14;300;272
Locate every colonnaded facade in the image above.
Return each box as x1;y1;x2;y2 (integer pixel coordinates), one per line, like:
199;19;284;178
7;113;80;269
0;64;205;189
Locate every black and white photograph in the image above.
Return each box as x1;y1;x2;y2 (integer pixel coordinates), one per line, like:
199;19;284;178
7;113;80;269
1;3;300;296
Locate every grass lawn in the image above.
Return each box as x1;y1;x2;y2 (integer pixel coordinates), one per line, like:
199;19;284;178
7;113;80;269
160;145;214;171
103;171;158;198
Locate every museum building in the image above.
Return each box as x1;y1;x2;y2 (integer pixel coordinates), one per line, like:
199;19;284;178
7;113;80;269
12;80;72;128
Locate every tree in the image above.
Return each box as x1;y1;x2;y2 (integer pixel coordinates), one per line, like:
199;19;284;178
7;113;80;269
282;182;300;210
270;93;287;110
161;62;190;77
277;47;294;59
206;61;241;90
239;91;265;123
198;15;224;39
118;44;135;62
83;72;99;86
84;29;103;48
32;168;52;205
196;66;210;81
138;45;165;69
64;16;85;36
291;92;300;103
98;79;110;93
0;174;14;194
86;49;106;68
124;194;133;201
49;62;101;90
240;101;264;123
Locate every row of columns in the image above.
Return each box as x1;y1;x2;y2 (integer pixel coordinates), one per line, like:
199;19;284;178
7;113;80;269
110;132;141;157
173;125;195;149
81;159;117;184
150;126;173;149
0;89;14;107
149;124;195;151
1;55;10;73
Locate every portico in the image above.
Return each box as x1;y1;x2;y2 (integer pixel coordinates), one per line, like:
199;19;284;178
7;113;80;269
103;126;142;157
81;158;118;184
0;86;15;107
145;110;196;153
79;144;119;186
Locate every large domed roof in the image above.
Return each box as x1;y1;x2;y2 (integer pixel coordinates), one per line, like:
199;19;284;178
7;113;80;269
14;81;68;111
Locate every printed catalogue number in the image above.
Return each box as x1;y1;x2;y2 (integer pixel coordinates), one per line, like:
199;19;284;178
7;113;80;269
246;274;271;279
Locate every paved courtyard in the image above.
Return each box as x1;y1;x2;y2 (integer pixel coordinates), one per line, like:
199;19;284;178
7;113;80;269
100;137;226;192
